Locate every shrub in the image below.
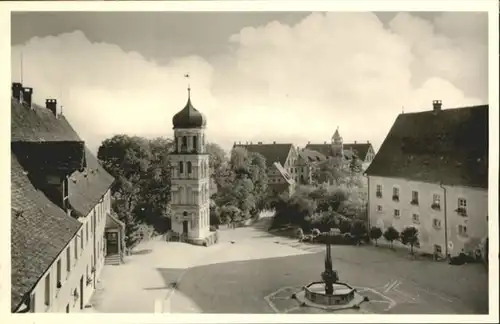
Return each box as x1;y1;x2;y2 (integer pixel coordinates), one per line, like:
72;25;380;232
369;226;383;246
383;226;400;249
350;219;368;244
339;219;352;234
209;225;218;232
400;226;419;254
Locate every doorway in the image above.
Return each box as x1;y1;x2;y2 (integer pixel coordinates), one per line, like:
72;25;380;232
106;231;119;255
79;276;84;310
182;221;188;235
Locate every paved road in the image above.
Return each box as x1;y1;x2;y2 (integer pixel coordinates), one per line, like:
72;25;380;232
89;217;488;314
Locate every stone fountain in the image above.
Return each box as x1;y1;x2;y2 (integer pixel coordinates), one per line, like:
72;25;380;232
294;232;366;311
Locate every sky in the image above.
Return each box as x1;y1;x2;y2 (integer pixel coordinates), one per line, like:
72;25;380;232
11;11;489;154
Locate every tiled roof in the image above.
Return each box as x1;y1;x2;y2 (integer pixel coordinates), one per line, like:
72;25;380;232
298;149;327;164
365;105;488;188
304;144;333;157
233;143;293;168
106;212;125;229
11;98;81;143
68;148;115;217
304;144;355;160
11;153;82;312
343;143;372;160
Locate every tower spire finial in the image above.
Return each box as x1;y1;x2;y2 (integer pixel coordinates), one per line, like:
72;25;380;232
184;73;191;99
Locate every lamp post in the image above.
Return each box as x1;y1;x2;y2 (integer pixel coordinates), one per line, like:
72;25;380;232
320;232;339;295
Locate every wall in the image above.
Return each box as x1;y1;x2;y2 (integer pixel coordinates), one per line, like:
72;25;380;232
30;189;111;313
368;176;488;257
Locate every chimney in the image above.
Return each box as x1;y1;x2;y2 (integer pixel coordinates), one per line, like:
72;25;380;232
367;140;370;144
46;99;57;116
273;141;276;144
12;82;23;101
324;141;327;144
354;141;357;144
433;100;442;112
22;87;33;108
250;141;253;144
258;141;262;144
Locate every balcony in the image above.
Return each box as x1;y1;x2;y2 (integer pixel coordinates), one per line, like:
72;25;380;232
455;207;468;217
431;203;441;211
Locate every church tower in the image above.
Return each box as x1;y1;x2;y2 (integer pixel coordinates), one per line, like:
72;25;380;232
169;86;211;243
331;127;343;158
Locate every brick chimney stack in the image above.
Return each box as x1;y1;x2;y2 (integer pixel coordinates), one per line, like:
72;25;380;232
22;87;33;108
46;99;57;116
433;100;442;112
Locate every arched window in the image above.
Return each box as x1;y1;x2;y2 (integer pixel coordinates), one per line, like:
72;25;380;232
193;136;198;151
179;161;184;174
182;136;188;151
187;161;192;174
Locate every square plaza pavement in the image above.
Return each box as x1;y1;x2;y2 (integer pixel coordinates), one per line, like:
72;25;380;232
86;218;489;314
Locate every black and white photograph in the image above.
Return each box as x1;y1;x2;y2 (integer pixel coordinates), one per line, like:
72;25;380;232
3;0;498;320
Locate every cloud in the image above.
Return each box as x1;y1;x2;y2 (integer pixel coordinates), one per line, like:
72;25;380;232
11;12;487;153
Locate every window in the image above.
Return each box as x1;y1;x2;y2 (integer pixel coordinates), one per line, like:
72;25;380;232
179;161;184;174
433;218;441;229
182;136;187;148
434;244;442;255
393;209;400;218
411;191;419;205
392;187;400;201
56;260;62;286
457;198;467;216
75;237;79;261
376;185;382;198
432;194;441;209
80;230;84;251
412;213;420;224
377;205;382;212
187;161;192;174
66;247;71;272
193;136;198;150
458;224;468;236
86;222;89;243
44;274;50;306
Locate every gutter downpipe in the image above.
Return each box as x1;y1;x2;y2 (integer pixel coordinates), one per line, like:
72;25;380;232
439;181;449;259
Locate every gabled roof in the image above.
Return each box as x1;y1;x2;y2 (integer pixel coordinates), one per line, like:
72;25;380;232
233;143;294;168
365;105;488;188
304;144;333;157
343;143;372;161
11;153;82;312
11;98;81;143
68;148;115;217
298;149;327;164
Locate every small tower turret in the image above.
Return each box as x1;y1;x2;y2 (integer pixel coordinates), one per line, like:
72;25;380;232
331;127;343;158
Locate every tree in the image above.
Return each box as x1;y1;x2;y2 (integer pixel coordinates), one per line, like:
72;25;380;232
350;219;368;244
313;156;348;186
205;142;228;189
369;226;383;246
383;226;400;249
400;226;419;254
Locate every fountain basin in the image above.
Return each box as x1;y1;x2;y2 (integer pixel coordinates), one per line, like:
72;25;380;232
295;281;365;311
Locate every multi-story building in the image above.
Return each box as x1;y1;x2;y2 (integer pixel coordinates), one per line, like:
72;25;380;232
305;128;376;171
365;101;488;258
295;148;327;185
169;88;217;246
233;141;297;194
11;82;117;313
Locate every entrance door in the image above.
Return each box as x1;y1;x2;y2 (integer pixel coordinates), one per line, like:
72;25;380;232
79;276;84;310
182;221;188;235
106;232;119;255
